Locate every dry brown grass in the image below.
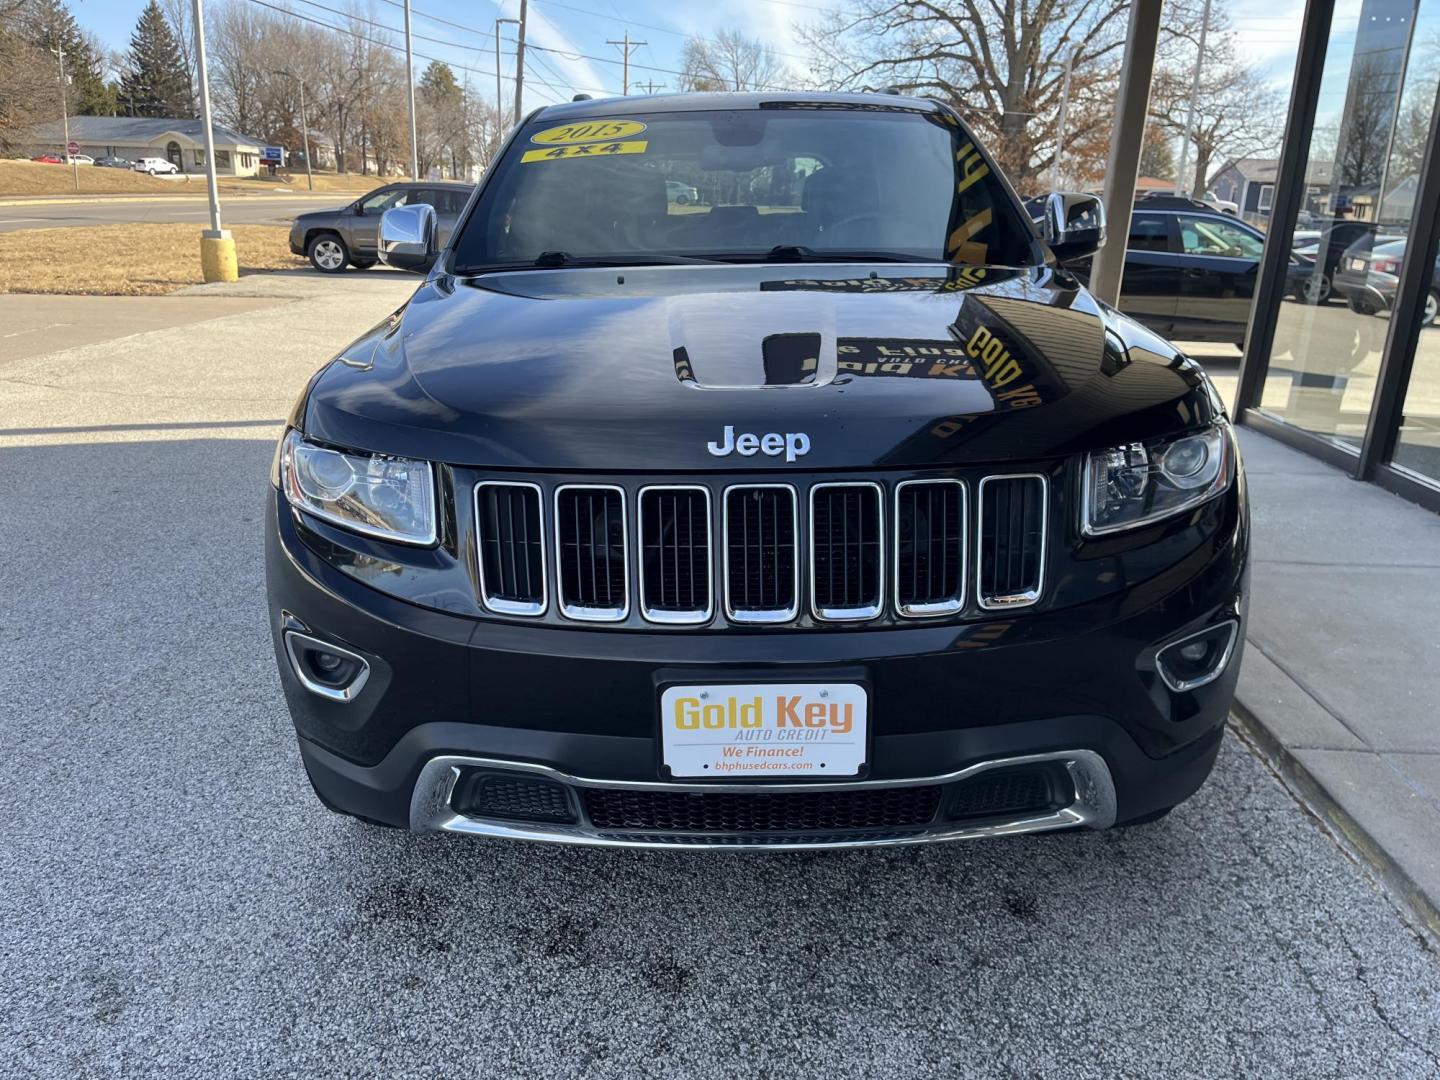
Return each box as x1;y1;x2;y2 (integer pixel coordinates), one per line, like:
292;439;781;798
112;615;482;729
0;223;304;295
0;159;399;198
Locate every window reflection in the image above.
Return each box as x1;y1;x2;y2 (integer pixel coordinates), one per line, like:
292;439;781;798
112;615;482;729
1259;0;1438;451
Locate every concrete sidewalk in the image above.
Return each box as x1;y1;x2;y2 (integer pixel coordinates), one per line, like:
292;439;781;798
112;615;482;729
1233;428;1440;940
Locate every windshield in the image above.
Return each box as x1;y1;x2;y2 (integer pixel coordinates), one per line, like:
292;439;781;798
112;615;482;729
450;107;1034;272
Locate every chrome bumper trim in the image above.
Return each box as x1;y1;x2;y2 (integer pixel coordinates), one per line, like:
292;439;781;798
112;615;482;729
408;749;1117;849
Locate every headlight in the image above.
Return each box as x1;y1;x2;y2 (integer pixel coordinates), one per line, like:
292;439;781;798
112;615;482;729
280;429;437;545
1082;423;1233;536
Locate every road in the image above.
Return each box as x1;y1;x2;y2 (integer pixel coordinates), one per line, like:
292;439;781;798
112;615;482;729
0;192;357;233
2;273;1438;1079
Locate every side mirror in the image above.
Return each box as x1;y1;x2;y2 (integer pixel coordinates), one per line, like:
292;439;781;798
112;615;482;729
1044;192;1106;262
378;203;437;274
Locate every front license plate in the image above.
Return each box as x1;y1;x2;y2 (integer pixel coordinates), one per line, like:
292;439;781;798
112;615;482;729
660;683;868;778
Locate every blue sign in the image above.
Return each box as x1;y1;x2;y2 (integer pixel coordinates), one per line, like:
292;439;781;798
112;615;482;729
262;146;284;163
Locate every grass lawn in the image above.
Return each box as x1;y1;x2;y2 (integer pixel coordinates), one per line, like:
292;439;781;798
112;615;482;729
0;223;305;295
0;160;398;198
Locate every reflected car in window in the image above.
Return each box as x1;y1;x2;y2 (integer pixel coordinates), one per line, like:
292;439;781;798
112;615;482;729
1334;237;1440;327
1063;207;1312;345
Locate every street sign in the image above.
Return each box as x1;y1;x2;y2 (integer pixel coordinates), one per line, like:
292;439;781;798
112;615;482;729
67;141;79;155
262;146;284;163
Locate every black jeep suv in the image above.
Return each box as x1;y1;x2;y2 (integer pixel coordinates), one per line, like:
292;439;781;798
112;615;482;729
266;93;1248;848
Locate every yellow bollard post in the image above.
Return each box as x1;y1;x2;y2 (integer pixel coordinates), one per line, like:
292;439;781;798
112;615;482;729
200;228;238;283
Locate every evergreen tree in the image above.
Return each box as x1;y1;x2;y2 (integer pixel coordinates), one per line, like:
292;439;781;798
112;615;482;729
118;0;193;118
21;0;114;116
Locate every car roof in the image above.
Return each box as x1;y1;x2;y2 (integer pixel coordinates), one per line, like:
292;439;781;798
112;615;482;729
527;90;945;123
385;180;471;188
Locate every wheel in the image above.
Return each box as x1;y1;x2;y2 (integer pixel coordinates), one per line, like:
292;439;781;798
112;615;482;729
676;193;690;205
146;168;156;175
1303;271;1331;304
1424;289;1439;328
1346;294;1379;316
308;234;349;273
350;258;377;270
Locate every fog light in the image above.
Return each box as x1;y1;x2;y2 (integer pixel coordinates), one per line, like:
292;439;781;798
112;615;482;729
282;630;371;703
1156;621;1239;693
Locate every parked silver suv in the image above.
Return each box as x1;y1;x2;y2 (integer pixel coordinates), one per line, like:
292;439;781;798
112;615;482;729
288;181;472;273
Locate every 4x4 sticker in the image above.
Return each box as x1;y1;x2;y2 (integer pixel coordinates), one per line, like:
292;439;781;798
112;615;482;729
520;140;648;163
530;120;647;145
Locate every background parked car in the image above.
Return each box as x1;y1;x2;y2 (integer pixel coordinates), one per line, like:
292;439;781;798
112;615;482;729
30;153;63;164
132;157;179;175
66;154;95;166
1052;203;1313;345
666;180;699;205
1334;237;1440;326
1294;219;1400;304
94;155;134;169
287;180;472;273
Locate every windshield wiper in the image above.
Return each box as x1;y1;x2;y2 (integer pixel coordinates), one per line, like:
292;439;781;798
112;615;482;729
529;251;725;268
720;245;941;264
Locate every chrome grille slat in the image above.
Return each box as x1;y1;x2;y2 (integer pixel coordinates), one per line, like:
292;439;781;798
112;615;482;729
639;485;712;624
554;484;629;621
976;474;1047;610
723;484;798;623
810;482;884;621
894;479;966;617
474;482;547;616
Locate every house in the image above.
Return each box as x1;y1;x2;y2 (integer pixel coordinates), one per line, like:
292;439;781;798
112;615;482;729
27;116;266;177
1209;157;1335;225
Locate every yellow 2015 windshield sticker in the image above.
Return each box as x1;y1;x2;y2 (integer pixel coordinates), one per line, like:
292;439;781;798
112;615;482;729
520;140;648;163
530;120;647;145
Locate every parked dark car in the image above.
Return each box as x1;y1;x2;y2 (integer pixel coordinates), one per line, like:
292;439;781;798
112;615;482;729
266;92;1247;848
94;155;134;169
1335;237;1440;326
1297;218;1389;305
1062;206;1311;345
287;180;472;272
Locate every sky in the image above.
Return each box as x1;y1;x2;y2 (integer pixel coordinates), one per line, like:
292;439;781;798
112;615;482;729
79;0;1317;109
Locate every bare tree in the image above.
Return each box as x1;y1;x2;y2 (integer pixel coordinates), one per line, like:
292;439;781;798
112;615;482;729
0;18;60;152
799;0;1133;191
158;0;196;113
680;28;785;93
1150;30;1284;196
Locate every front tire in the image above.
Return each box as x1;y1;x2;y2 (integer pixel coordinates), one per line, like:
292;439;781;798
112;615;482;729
1346;294;1379;316
308;234;349;273
350;258;377;270
1303;271;1332;305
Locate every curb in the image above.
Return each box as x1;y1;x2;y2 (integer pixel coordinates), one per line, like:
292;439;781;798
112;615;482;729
0;192;352;208
1228;704;1440;948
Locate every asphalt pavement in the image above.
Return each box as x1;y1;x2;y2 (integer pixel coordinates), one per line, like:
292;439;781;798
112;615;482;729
0;193;354;233
2;273;1439;1079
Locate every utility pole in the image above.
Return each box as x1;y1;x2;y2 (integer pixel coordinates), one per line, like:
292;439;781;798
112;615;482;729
403;0;418;179
1049;45;1079;192
513;0;527;125
192;0;236;281
495;17;519;120
635;79;664;95
276;71;313;190
1176;0;1212;198
606;31;647;96
51;44;78;193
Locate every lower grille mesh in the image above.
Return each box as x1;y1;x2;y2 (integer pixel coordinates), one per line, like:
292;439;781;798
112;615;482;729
584;785;942;833
948;769;1063;820
453;773;576;823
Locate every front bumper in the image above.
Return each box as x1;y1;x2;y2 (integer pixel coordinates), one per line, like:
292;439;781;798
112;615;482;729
266;482;1247;846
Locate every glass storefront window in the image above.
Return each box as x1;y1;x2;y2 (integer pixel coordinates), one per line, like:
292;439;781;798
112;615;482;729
1257;0;1436;452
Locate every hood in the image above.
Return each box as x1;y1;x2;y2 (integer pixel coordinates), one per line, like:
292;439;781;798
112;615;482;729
303;263;1221;470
